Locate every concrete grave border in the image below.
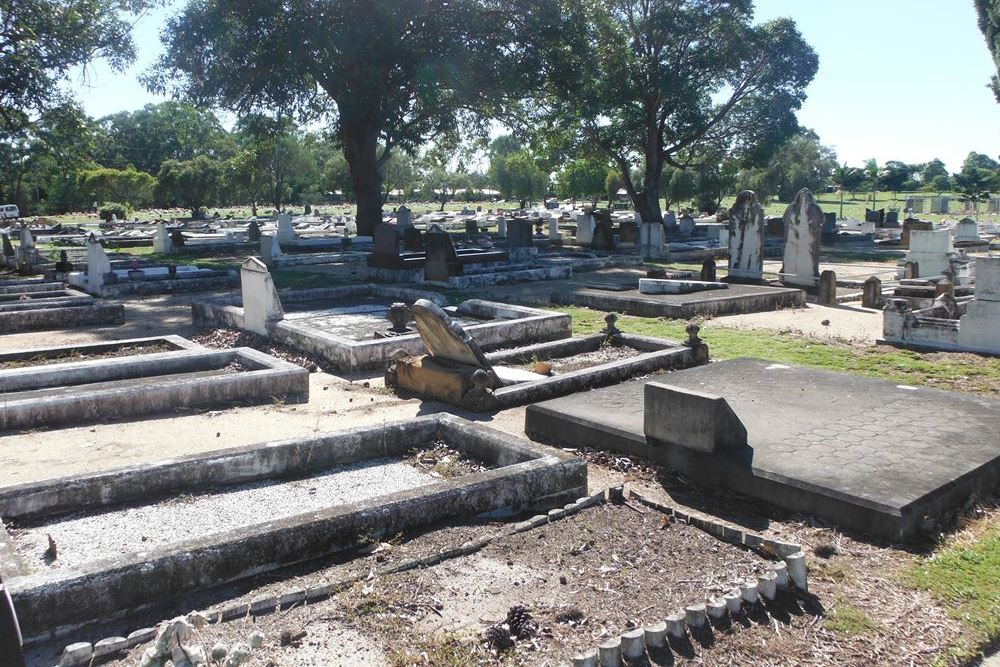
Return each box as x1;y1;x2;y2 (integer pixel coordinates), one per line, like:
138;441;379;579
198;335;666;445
1;415;586;642
0;346;308;431
193;284;572;372
0;335;200;365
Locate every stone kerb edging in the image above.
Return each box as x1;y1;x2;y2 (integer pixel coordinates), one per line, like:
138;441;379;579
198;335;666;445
568;489;810;667
54;490;610;666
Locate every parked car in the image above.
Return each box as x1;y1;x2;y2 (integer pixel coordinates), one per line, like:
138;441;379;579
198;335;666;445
0;204;19;219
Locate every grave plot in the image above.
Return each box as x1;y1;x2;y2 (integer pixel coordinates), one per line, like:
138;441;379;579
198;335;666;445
555;268;805;318
0;343;308;431
66;234;238;297
526;358;1000;542
193;259;571;372
0;281;124;334
0;334;200;369
387;300;708;410
0;415;586;641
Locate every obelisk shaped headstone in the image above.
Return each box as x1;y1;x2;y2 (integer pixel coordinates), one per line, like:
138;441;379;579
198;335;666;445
728;191;765;281
781;188;823;287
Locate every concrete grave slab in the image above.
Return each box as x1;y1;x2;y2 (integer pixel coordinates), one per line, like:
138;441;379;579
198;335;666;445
1;415;586;641
526;358;1000;541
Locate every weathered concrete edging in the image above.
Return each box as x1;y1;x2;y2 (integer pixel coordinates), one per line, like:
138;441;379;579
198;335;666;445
0;303;125;333
0;335;200;364
6;415;586;643
51;488;609;667
568;489;810;667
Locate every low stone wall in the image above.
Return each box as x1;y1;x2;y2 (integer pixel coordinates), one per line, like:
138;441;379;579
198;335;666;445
0;303;124;333
5;415;586;642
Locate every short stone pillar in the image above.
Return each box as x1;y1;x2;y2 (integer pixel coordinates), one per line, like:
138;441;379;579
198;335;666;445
575;212;596;245
639;222;665;259
728;191;765;281
817;270;837;305
700;258;717;282
903;261;919;279
86;233;112;294
241;257;284;335
548;216;562;241
277;212;295;244
862;276;882;309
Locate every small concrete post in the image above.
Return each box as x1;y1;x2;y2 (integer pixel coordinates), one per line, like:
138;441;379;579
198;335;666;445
684;604;707;629
773;561;789;589
904;260;919;280
665;613;686;639
707;599;728;621
757;571;778;601
620;629;645;659
817;270;837;305
740;580;759;605
786;552;808;591
724;591;743;615
598;637;622;667
644;622;667;648
573;651;599;667
700;258;717;282
862;276;882;309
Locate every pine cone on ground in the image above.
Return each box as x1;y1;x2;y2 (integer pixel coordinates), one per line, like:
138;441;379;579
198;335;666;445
485;624;514;652
505;605;537;640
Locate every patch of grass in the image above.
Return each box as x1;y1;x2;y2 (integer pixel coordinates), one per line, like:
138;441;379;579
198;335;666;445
551;306;1000;396
905;513;1000;659
825;598;879;636
387;634;480;667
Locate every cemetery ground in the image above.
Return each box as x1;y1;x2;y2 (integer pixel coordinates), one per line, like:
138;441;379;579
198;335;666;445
4;279;1000;666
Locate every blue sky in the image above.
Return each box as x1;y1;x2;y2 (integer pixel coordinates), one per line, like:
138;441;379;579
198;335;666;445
67;0;1000;173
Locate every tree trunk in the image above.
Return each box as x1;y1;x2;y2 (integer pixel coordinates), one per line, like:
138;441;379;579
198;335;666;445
340;121;383;237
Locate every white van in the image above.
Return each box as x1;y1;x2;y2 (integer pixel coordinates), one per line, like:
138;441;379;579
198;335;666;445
0;205;19;220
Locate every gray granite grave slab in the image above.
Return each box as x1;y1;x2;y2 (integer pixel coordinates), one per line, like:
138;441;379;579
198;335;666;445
525;358;1000;541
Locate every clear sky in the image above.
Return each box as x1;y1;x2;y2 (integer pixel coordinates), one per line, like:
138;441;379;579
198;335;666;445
67;0;1000;173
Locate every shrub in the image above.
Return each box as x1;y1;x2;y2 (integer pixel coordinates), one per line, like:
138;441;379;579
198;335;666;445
98;202;128;222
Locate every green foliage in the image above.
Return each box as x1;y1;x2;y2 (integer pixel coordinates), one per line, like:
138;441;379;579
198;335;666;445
556;157;609;206
77;167;156;209
663;167;697;210
98;201;128;222
737;129;837;202
157;155;225;218
923;174;953;193
976;0;1000;102
605;170;624;207
0;0;159;133
524;0;818;223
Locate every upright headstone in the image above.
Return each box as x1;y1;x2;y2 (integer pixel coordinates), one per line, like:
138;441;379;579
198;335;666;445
781;188;822;287
862;276;882;309
618;220;638;247
865;208;885;225
153;222;172;254
591;218;615;250
728;190;765;281
664;211;677;231
575;212;596;245
496;216;507;239
247;219;262;243
1;233;14;258
241;257;284;335
260;234;282;261
277;212;295;244
396;205;412;231
901;218;933;249
86;233;112;293
958;257;1000;351
18;225;33;249
956;218;979;243
678;214;695;238
548;216;562;241
508;219;534;248
373;223;401;257
424;227;460;281
884;210;899;227
822;212;838;243
639;222;665;259
403;225;424;252
907;230;954;277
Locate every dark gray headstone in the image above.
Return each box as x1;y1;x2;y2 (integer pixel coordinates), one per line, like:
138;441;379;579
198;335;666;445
424;228;459;281
507;219;534;248
403;225;424;252
1;233;13;257
700;258;717;282
247;220;262;242
373;223;400;256
678;214;695;237
619;220;638;244
884;210;899;227
865;208;885;225
591;220;615;250
862;276;882;309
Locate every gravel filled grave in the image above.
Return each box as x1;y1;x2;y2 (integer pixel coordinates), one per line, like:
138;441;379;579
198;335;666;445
0;342;172;370
9;458;437;573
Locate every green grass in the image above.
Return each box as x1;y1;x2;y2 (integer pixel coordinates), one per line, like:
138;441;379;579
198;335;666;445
553;306;1000;396
825;598;880;636
906;516;1000;662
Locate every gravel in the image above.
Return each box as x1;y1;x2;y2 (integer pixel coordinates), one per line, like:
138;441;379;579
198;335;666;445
11;458;435;573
